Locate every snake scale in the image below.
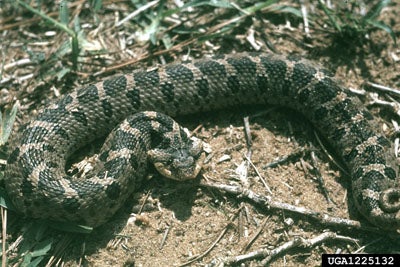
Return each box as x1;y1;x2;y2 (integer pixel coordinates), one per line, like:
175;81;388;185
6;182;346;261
4;53;400;229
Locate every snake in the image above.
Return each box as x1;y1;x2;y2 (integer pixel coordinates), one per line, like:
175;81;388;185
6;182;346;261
4;52;400;229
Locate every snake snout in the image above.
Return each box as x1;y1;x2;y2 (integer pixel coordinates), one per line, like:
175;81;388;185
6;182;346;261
147;141;205;181
379;188;400;213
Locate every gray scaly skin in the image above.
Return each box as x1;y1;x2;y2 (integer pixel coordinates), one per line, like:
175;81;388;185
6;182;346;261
5;53;400;228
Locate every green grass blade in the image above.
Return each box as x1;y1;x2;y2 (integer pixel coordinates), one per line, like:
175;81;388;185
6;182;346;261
16;0;75;38
59;0;69;25
243;0;279;14
16;0;79;69
26;256;45;267
317;0;342;32
270;5;302;18
48;221;93;234
0;102;18;146
181;0;234;9
364;0;391;21
366;19;397;45
91;0;103;12
0;187;16;211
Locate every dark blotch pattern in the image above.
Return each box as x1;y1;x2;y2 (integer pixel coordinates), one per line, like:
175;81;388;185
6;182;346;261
111;130;137;151
102;99;113;117
384;167;397;180
129;154;139;170
166;64;194;82
259;56;287;93
363;170;386;186
38;178;65;196
53;125;69;140
104;157;128;179
71;111;88;126
58;94;73;109
99;150;109;162
349;124;375;141
77;85;99;103
227;56;257;77
160;83;175;102
256;75;268;93
227;76;240;94
105;182;121;200
104;75;127;97
42;144;55;152
313;80;338;103
62;198;80;213
353;167;364;181
195;60;226;80
126;89;141;109
331;99;353;121
37;108;65;123
20;150;38;176
21;179;34;194
363;145;385;164
46;161;58;169
39;169;52;181
292;63;315;89
298;87;311;104
134;69;159;88
196;78;209;97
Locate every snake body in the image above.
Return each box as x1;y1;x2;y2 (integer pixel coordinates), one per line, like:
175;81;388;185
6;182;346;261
5;53;400;228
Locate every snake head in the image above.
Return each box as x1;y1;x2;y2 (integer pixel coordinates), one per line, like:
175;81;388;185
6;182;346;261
147;136;205;181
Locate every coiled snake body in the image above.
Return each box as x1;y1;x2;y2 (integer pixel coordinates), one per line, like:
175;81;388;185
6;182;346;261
5;53;400;229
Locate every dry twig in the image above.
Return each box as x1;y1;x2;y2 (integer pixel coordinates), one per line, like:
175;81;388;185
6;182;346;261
200;182;385;232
